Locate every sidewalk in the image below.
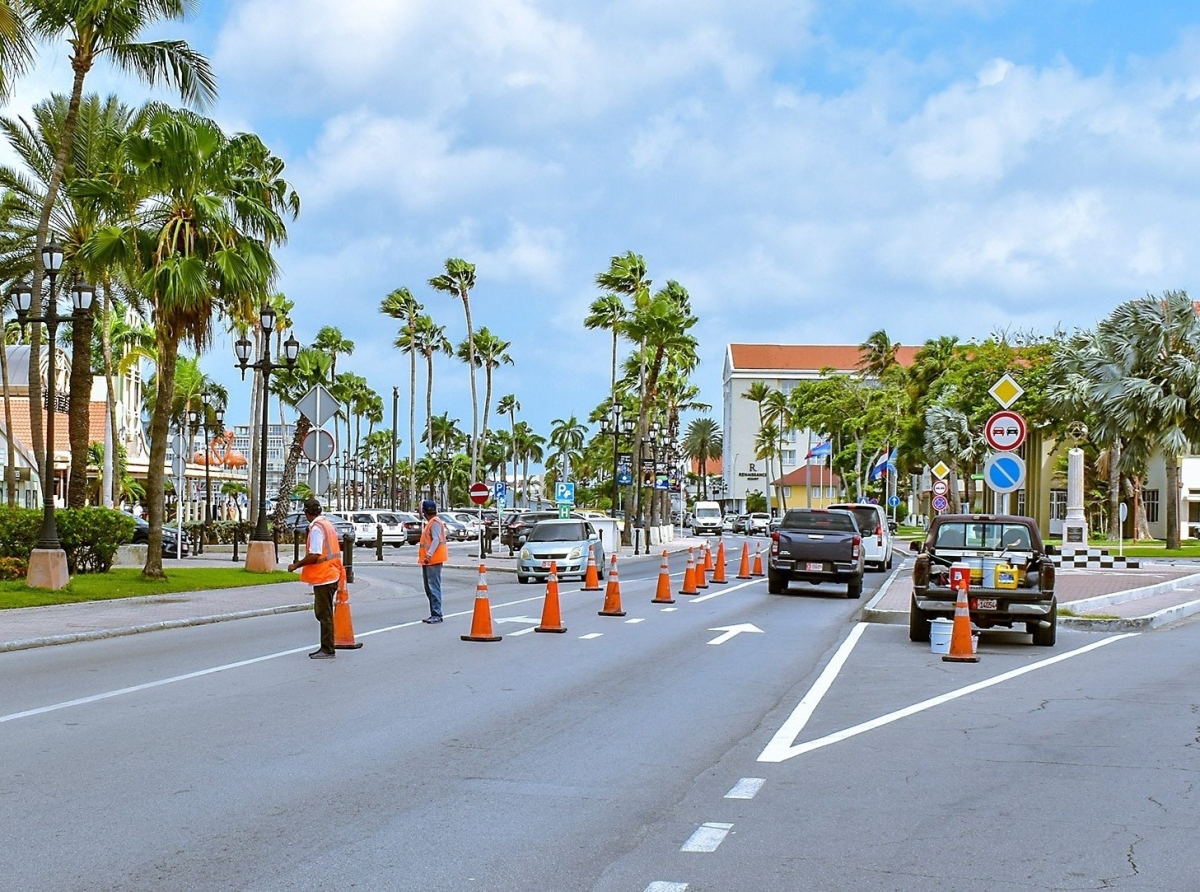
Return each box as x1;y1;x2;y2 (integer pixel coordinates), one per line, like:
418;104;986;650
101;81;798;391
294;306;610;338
864;559;1200;631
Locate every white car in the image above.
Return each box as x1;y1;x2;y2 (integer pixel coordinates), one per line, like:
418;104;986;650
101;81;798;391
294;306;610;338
745;512;772;535
350;510;407;547
828;502;894;571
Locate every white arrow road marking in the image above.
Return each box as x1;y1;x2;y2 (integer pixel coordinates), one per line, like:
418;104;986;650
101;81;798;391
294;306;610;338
758;630;1139;763
707;623;764;645
681;822;733;852
495;615;542;624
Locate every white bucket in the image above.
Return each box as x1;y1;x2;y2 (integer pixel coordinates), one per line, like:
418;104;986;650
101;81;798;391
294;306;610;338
930;618;953;654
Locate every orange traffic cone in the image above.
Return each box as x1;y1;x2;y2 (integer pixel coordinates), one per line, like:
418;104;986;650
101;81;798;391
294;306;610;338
333;567;363;649
535;561;567;633
461;563;502;642
710;539;728;584
751;542;764;577
678;547;698;595
599;554;626;616
695;546;709;589
704;540;715;572
736;542;752;579
581;543;602;591
942;575;980;663
653;550;675;604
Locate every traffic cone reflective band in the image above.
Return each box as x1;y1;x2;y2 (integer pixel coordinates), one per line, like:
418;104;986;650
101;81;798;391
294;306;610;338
581;544;602;591
751;543;764;577
710;539;728;584
599;554;626;616
653;550;675;604
943;562;979;663
536;561;567;633
736;542;752;579
333;567;363;649
461;562;502;642
704;540;715;572
695;546;709;589
679;548;698;595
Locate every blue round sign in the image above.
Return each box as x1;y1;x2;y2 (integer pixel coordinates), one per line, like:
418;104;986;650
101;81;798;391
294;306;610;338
888;495;901;508
983;452;1026;494
932;495;949;511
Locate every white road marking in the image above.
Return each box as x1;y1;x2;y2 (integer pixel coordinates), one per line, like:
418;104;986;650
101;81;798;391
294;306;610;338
758;631;1139;763
494;615;543;624
661;607;678;612
644;883;688;892
508;627;537;637
681;822;733;852
707;623;763;645
625;618;646;624
579;633;603;640
689;578;760;602
725;777;765;799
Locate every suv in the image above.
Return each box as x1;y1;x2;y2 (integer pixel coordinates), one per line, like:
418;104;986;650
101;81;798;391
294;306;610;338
828;503;894;571
502;510;564;552
909;514;1057;646
350;510;407;547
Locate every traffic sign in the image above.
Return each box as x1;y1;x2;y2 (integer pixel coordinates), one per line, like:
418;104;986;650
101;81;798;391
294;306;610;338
302;429;335;463
493;480;507;501
984;410;1027;452
858;496;870;504
296;385;339;428
557;502;571;519
469;482;490;505
308;464;329;496
931;461;951;480
988;374;1024;409
888;495;901;508
932;495;949;511
171;454;186;479
983;452;1026;494
932;479;948;497
555;481;575;505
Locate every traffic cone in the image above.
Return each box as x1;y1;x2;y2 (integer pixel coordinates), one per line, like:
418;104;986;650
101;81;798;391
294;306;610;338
461;563;502;642
710;539;728;584
695;546;709;589
942;576;980;663
653;550;675;604
333;567;363;649
581;543;602;591
678;547;698;595
736;542;752;579
704;540;715;572
599;553;626;616
535;561;567;633
751;543;764;577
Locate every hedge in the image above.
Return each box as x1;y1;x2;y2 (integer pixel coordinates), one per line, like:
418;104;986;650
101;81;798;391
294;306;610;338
0;506;137;574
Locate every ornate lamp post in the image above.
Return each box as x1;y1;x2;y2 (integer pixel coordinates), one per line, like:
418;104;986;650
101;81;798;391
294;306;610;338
11;241;94;589
188;392;225;525
600;403;636;522
234;304;299;571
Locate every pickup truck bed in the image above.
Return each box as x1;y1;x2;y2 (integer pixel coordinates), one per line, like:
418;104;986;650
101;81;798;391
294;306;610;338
767;509;865;598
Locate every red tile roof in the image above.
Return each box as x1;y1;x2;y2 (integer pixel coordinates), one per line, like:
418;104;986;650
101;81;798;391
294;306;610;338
729;344;919;373
0;398;108;460
690;456;722;475
773;464;841;487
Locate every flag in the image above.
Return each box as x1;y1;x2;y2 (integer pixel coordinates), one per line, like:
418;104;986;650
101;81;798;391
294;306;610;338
806;440;831;459
869;447;897;482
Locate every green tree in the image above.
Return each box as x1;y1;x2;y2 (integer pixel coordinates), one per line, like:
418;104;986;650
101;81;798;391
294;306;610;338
381;286;422;509
684;417;722;499
457;326;511;465
428;257;479;478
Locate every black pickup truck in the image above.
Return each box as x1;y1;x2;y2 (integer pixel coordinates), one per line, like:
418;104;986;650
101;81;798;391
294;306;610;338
767;508;865;598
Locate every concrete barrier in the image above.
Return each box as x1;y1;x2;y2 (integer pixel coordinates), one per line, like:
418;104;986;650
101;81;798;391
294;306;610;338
113;544;148;567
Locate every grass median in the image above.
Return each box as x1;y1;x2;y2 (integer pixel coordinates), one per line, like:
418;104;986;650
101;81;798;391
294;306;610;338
0;568;298;610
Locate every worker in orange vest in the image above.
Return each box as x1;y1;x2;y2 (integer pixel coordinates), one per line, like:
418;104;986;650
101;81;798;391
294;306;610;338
288;497;344;659
419;499;449;623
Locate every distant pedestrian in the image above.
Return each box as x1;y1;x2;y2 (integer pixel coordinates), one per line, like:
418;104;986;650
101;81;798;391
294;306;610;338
419;499;448;624
287;497;343;659
132;503;143;519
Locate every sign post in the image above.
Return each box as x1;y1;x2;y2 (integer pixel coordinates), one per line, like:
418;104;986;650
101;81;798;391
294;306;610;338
469;482;490;559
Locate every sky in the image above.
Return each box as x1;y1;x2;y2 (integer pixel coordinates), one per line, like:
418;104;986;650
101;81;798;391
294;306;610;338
8;0;1200;463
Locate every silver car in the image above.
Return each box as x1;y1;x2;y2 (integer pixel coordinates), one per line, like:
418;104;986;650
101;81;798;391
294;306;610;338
517;519;606;584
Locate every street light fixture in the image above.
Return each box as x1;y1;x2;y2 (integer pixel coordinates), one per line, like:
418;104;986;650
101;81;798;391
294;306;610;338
11;239;94;589
600;403;636;521
188;390;225;525
234;305;299;571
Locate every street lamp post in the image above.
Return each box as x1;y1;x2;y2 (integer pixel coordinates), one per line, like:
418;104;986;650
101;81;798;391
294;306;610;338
11;241;94;589
390;385;399;511
188;393;225;528
234;304;299;572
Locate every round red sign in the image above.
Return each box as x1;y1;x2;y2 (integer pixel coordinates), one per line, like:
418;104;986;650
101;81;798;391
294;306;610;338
468;482;490;505
984;410;1027;452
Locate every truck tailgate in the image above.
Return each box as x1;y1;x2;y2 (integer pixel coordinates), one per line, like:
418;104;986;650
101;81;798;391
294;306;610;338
776;531;857;563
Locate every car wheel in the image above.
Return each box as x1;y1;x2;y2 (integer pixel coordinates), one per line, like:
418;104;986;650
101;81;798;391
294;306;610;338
392;543;402;548
518;575;529;585
847;576;863;599
886;554;894;570
909;596;931;642
767;570;786;595
1030;600;1057;647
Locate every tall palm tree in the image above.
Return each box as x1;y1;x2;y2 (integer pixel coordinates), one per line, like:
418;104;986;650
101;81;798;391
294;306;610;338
684;417;722;499
584;292;627;404
457;326;511;464
496;393;519;500
548;414;587;483
312;325;353;508
428;257;479;478
858;329;901;380
413;313;452;455
512;420;544;508
381;286;422;509
268;347;332;528
762;388;794;511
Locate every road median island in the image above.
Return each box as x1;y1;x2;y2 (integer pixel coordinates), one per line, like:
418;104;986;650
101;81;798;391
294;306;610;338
0;567;298;610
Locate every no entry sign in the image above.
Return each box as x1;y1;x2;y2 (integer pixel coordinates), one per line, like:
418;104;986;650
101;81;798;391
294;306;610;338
469;482;490;505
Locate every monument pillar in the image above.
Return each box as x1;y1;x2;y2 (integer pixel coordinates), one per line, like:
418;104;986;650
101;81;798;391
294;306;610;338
1062;447;1088;554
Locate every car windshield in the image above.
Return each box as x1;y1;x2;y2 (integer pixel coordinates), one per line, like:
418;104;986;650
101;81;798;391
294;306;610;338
695;507;721;518
781;510;857;532
935;522;1032;550
527;521;588;542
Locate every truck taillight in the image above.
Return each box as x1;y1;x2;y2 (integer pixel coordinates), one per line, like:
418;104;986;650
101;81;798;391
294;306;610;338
1040;560;1055;593
770;531;779;555
852;535;861;559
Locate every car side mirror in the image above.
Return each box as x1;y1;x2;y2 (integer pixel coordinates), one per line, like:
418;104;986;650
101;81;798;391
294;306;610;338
518;535;527;545
909;540;920;552
1045;544;1059;556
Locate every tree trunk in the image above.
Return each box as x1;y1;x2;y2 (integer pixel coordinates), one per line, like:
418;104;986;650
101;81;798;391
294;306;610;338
1107;441;1121;542
408;337;417;510
142;337;178;579
1;334;15;505
273;414;312;526
460;291;479;480
1165;453;1181;549
949;467;962;513
101;287;118;506
67;310;94;508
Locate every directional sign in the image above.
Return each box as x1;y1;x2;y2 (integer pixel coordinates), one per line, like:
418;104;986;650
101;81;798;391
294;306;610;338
555;481;576;505
296;384;339;428
707;623;764;646
984;410;1027;452
302;429;335;463
932;480;949;497
469;482;490;505
932;494;949;511
888;495;901;508
983;452;1026;494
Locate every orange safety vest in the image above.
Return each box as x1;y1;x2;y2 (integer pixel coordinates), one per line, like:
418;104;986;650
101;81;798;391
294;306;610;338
300;516;343;586
419;516;449;565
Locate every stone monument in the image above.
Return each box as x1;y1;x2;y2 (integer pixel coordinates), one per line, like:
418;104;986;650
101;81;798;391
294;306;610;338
1061;447;1088;554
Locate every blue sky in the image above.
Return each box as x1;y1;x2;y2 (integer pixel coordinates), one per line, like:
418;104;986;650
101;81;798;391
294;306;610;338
9;0;1200;461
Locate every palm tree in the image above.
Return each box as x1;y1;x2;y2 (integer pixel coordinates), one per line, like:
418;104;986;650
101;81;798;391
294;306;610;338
512;421;545;508
496;393;519;500
457;326;511;463
684;418;722;499
312;325;353;508
413;313;452;454
762;388;795;511
269;347;332;528
428;257;479;478
381;286;422;508
585;293;627;404
549;415;587;483
858;329;901;380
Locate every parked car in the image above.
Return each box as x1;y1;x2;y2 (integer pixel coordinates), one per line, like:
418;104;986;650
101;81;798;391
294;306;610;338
438;512;470;541
392;511;423;545
447;511;484;539
745;512;772;535
126;512;189;558
502;510;568;552
350;510;408;547
732;513;751;534
517;519;606;584
280;511;356;544
828;502;894;571
722;514;737;532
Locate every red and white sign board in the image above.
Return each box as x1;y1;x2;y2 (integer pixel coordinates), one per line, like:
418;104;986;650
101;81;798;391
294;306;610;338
932;479;949;497
469;482;491;505
984;410;1026;452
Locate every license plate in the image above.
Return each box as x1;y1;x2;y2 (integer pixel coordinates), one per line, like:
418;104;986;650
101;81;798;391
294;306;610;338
973;598;998;610
805;561;824;572
540;561;553;570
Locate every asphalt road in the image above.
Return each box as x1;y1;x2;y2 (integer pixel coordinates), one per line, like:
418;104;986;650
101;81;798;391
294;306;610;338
2;541;1197;891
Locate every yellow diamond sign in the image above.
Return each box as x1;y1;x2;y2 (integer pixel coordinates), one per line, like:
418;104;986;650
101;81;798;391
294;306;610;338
931;461;951;480
989;374;1024;409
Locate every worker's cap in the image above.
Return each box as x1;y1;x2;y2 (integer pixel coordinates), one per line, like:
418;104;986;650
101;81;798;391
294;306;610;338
303;497;322;515
421;499;437;514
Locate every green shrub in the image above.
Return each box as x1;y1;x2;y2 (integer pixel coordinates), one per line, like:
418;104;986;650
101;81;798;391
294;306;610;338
183;519;252;545
0;506;136;574
0;507;42;557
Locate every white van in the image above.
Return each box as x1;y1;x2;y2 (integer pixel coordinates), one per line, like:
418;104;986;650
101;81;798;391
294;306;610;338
828;502;894;571
690;501;724;536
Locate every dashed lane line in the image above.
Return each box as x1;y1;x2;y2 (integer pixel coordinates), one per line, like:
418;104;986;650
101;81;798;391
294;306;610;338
725;777;765;800
680;822;733;853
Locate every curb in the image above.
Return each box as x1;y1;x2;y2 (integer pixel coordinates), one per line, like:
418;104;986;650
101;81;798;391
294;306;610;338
862;559;911;626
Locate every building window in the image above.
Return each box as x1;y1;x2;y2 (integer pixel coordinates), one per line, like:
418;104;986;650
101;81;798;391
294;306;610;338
1015;490;1026;517
1145;489;1160;523
1049;489;1066;521
780;449;796;466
